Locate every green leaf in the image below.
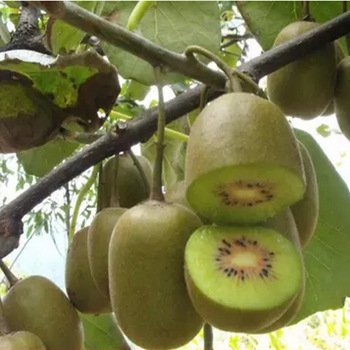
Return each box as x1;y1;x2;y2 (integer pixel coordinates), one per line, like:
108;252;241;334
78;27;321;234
101;1;221;85
316;124;332;138
49;1;105;54
293;129;350;322
80;313;130;350
17;138;79;177
237;1;349;52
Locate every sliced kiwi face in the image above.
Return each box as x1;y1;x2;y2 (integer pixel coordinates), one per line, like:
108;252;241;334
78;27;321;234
291;142;319;247
185;225;303;333
185;92;305;224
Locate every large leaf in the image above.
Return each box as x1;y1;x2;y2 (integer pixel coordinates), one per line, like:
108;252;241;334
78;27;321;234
80;313;131;350
17;138;80;177
237;1;349;53
49;1;105;54
101;1;221;85
293;129;350;322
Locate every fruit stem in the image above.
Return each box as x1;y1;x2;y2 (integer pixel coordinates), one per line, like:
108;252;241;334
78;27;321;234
204;323;214;350
185;45;236;92
96;162;104;213
0;298;9;336
199;85;210;111
0;260;18;287
109;156;121;207
110;110;189;142
127;150;151;198
150;66;165;202
302;1;313;21
127;0;155;31
68;164;99;242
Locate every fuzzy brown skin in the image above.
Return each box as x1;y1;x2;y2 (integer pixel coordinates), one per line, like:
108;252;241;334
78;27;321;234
88;207;126;297
2;276;83;350
291;143;319;247
267;21;336;119
335;57;350;141
65;227;111;314
109;201;203;350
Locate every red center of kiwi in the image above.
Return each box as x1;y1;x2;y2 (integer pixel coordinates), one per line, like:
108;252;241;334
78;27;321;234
216;181;274;207
215;236;275;281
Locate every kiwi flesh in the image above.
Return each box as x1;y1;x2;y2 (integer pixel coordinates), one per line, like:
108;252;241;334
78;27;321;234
88;207;126;297
335;57;350;141
65;227;111;314
2;275;83;350
267;21;336;119
185;92;305;224
109;200;203;349
291;142;319;247
99;154;152;209
0;331;46;350
184;224;303;333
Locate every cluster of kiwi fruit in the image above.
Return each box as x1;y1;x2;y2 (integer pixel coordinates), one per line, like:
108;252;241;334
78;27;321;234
266;20;350;141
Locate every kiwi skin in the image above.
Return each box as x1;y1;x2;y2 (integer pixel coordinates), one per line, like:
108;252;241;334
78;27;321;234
109;201;203;350
0;331;46;350
257;209;306;333
2;275;83;350
291;142;319;247
267;21;336;119
65;227;111;314
335;57;350;141
185;92;305;225
88;207;126;297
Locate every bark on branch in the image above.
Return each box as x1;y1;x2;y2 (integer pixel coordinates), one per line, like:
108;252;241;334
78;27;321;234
0;4;349;258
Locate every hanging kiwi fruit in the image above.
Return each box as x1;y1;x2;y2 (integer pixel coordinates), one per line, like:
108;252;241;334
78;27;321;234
98;153;152;209
185;92;306;225
267;21;336;119
0;331;46;350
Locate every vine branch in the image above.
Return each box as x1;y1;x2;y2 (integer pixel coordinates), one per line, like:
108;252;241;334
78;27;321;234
0;6;350;258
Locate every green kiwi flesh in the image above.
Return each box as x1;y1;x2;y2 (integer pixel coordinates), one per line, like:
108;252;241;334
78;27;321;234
0;331;46;350
185;92;305;224
109;201;203;349
291;143;319;247
335;57;350;140
267;21;336;119
2;276;83;350
99;154;152;209
88;207;126;297
65;227;111;314
185;225;303;333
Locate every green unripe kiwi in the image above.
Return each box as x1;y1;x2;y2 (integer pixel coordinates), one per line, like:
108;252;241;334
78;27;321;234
2;276;83;350
335;57;350;140
65;227;111;314
0;331;46;350
109;201;203;349
267;21;336;119
291;142;319;247
99;154;152;209
185;92;305;224
88;207;127;297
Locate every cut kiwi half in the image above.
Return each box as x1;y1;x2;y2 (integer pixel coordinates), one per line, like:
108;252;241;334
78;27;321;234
185;225;303;333
185;93;305;224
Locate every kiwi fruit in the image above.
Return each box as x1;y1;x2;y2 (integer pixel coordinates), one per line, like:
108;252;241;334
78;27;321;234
185;92;305;225
2;275;83;350
0;72;65;153
109;201;203;349
291;142;319;247
65;227;111;314
184;223;303;333
267;21;336;119
335;57;350;140
99;153;152;209
0;331;46;350
88;207;126;297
